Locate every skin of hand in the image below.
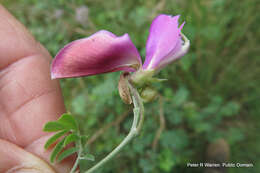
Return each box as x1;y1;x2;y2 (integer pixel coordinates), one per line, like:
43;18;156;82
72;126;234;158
0;5;74;173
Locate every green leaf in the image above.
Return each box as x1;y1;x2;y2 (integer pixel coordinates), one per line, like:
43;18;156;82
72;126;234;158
50;138;65;163
81;153;95;161
43;121;66;132
63;133;79;147
44;130;69;149
57;147;77;163
58;113;78;131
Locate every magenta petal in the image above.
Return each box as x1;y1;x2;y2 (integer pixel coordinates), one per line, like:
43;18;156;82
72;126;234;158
51;30;141;79
143;14;186;70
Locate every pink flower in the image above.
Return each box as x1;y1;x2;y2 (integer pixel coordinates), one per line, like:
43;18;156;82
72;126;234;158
51;14;190;80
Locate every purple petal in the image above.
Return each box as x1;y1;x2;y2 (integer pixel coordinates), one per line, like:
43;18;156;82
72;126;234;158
51;30;141;79
143;14;187;70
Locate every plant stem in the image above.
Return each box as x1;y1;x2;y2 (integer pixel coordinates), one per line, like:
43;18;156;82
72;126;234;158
70;152;81;173
70;128;84;173
84;80;144;173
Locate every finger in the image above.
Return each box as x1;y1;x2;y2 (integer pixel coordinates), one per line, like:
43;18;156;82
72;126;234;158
0;139;56;173
0;5;73;172
0;53;66;146
0;4;65;147
26;135;75;173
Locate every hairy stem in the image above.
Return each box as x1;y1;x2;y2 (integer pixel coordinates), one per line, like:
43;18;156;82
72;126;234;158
70;152;81;173
84;80;144;173
70;129;84;173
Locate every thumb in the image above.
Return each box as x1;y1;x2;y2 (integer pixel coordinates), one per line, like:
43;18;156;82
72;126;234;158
0;139;56;173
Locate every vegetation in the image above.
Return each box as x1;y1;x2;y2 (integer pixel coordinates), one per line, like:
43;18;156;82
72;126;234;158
3;0;259;172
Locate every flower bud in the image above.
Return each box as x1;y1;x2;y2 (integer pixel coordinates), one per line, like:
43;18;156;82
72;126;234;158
141;87;158;103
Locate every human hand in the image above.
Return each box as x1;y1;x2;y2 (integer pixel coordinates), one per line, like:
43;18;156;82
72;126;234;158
0;5;74;173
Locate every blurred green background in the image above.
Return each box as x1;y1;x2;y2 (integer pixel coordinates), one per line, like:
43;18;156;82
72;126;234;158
3;0;259;172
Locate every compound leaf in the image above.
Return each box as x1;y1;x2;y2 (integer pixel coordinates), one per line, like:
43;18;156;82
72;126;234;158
44;130;69;149
64;133;79;147
43;121;66;132
50;138;65;163
57;147;78;163
58;114;78;131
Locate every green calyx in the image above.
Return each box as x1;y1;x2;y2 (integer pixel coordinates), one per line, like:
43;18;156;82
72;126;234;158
130;69;167;87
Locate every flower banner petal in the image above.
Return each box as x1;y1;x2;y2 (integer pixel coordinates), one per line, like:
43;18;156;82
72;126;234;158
51;30;141;79
143;14;185;70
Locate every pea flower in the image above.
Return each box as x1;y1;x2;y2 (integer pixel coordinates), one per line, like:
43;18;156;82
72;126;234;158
51;14;190;82
47;15;190;172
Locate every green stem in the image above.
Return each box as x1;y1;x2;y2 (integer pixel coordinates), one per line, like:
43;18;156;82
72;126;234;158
70;152;81;173
84;80;144;173
128;81;144;133
70;129;84;173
